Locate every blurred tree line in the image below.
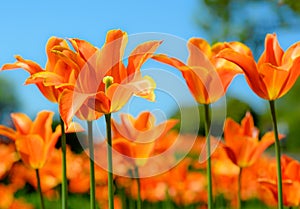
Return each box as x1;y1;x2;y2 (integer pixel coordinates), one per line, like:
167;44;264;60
175;0;300;152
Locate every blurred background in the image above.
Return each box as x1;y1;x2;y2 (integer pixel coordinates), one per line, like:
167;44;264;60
0;0;300;152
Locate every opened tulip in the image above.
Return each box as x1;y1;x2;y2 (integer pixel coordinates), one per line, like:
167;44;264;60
112;111;177;209
217;33;300;100
0;111;61;169
27;29;160;127
153;38;250;209
153;38;251;104
1;37;72;103
112;111;178;167
218;33;300;209
223;112;283;168
258;155;300;207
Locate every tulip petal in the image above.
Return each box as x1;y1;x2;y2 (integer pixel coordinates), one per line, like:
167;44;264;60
10;113;32;135
0;125;17;141
217;49;268;99
258;33;284;66
68;38;97;62
30;111;54;143
1;55;43;74
127;40;162;77
187;38;214;71
15;134;45;169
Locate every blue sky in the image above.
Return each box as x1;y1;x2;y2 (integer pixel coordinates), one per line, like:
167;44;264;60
0;0;299;121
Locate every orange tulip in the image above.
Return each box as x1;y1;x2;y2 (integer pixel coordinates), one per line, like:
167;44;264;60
217;33;300;100
0;143;19;180
24;29;161;127
153;38;252;104
258;155;300;207
112;111;178;167
223;112;283;168
1;37;72;103
0;111;61;169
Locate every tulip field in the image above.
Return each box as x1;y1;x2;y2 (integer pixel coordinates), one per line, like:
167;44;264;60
0;28;299;209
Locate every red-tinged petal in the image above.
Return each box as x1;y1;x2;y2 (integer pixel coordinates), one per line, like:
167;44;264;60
10;113;32;135
217;48;268;99
68;38;97;62
222;146;238;165
30;111;54;142
15;134;45;169
1;55;43;74
127;40;162;77
258;33;284;67
45;125;61;160
0;125;17;141
187;38;213;71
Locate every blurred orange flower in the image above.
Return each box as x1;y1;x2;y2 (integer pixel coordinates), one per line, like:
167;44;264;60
112;111;178;167
217;33;300;100
153;38;251;104
0;111;61;169
223;112;283;168
0;143;19;180
258;155;300;207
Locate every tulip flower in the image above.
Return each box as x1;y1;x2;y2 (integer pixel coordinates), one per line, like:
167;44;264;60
223;112;283;168
258;155;300;207
112;111;177;209
1;37;82;209
217;33;300;209
153;37;251;209
223;112;284;209
0;111;61;209
23;29;160;209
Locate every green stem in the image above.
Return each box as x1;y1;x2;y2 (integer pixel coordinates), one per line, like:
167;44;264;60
238;167;243;209
87;121;96;209
269;100;283;209
204;103;213;209
134;166;142;209
60;117;67;209
35;169;46;209
105;113;114;209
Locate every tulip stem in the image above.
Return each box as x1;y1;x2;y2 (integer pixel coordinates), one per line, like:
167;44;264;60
87;121;96;209
105;113;115;209
238;167;243;209
269;100;283;209
204;103;213;209
35;169;45;209
134;166;142;209
60;117;68;209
